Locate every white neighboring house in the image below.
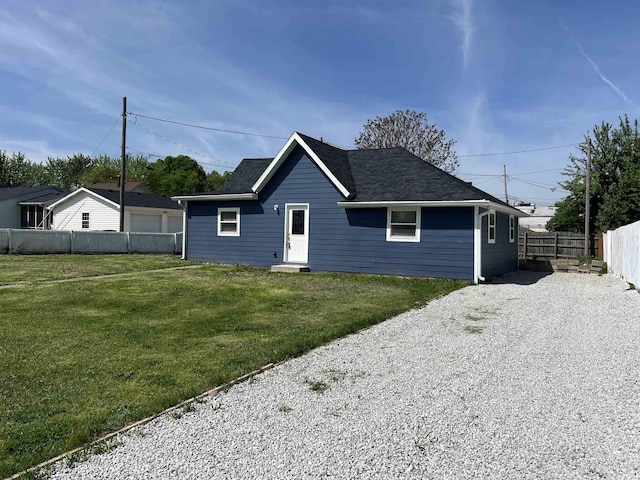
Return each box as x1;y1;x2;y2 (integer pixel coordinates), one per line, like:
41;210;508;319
48;187;183;233
515;203;556;232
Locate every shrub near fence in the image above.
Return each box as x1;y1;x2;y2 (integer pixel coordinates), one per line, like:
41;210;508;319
0;229;182;255
519;230;600;258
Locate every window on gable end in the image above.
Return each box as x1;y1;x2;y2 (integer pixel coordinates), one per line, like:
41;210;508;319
82;212;90;229
218;207;240;236
386;208;421;242
488;210;496;244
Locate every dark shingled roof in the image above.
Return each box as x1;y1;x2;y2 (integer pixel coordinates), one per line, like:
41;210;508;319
186;133;514;210
18;190;68;206
297;133;355;195
86;188;181;210
215;158;273;194
0;185;65;202
345;147;511;206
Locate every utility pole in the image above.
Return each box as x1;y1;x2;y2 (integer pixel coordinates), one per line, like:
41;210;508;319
503;164;508;204
584;139;591;256
119;97;127;232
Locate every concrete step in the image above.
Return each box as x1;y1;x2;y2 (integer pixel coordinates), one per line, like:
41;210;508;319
270;264;310;273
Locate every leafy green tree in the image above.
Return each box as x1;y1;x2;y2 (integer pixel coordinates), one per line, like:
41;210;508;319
355;109;459;173
146;155;208;195
79;154;150;186
206;170;232;191
45;154;92;191
0;151;44;186
548;115;640;232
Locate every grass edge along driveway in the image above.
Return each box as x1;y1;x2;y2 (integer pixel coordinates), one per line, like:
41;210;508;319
0;257;467;478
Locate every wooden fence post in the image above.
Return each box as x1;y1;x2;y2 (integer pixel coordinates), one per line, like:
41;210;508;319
523;231;528;258
554;232;558;259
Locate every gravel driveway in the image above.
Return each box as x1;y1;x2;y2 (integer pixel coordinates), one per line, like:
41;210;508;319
49;272;640;479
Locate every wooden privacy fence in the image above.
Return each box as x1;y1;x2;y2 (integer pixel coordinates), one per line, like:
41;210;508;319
519;230;601;259
0;229;182;255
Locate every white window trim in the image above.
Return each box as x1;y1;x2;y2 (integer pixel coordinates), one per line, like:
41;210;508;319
386;207;421;242
509;215;515;243
217;207;240;237
488;210;496;244
81;212;90;230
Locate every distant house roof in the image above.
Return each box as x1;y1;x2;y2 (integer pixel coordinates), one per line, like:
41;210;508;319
174;132;525;216
48;187;182;211
85;182;152;193
18;190;68;206
0;185;66;202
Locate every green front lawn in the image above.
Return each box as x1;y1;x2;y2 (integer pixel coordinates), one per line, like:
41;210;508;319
0;254;190;285
0;256;467;477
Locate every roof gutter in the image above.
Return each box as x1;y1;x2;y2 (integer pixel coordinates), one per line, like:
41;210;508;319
337;200;526;217
171;193;258;201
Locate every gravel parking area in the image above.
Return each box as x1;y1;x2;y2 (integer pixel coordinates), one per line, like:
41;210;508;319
49;272;640;479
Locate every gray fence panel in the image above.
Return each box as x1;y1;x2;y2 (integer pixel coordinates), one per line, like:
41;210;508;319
0;230;8;252
129;233;177;253
72;231;129;253
0;229;181;254
9;229;71;253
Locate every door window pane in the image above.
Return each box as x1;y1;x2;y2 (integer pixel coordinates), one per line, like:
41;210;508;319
292;210;305;235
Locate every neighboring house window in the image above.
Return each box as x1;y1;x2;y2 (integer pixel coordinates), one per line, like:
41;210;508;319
509;215;515;243
82;212;90;229
218;207;240;236
386;208;421;242
488;210;496;244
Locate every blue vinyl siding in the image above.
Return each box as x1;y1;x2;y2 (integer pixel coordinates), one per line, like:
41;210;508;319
481;212;518;279
187;146;475;280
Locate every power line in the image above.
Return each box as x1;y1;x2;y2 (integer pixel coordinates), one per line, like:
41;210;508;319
128;112;289;140
90;117;121;157
510;167;565;176
458;143;578;158
126;146;237;171
130;121;237;169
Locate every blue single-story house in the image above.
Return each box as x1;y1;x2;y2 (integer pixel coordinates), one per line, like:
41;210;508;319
173;132;526;283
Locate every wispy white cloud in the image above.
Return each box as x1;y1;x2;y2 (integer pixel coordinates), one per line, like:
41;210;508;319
557;17;633;106
450;0;474;68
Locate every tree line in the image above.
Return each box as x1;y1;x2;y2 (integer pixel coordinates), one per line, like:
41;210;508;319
0;152;231;196
547;114;640;233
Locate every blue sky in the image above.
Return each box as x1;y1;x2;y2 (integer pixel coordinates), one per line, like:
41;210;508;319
1;0;638;206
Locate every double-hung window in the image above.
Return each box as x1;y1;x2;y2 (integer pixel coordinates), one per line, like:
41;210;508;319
81;212;90;229
218;208;240;236
386;208;421;242
488;210;496;243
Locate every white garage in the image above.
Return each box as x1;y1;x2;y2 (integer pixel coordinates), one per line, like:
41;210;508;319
130;213;162;232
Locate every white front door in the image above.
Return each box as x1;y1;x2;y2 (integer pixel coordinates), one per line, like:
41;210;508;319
284;204;309;263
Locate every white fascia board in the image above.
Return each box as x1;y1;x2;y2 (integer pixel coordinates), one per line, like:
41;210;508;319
47;187;120;210
488;202;529;217
337;200;491;208
251;132;352;198
125;206;183;214
171;193;258;201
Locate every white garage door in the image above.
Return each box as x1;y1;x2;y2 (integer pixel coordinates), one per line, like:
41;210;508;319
167;215;182;233
130;213;162;232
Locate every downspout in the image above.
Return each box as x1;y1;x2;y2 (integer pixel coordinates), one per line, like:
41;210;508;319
179;200;188;260
474;207;489;283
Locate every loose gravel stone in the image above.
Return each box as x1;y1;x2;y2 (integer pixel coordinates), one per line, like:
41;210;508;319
48;272;640;479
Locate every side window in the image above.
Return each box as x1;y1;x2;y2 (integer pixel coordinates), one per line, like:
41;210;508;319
386;208;421;242
488;210;496;244
82;212;90;229
509;215;515;243
218;208;240;236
